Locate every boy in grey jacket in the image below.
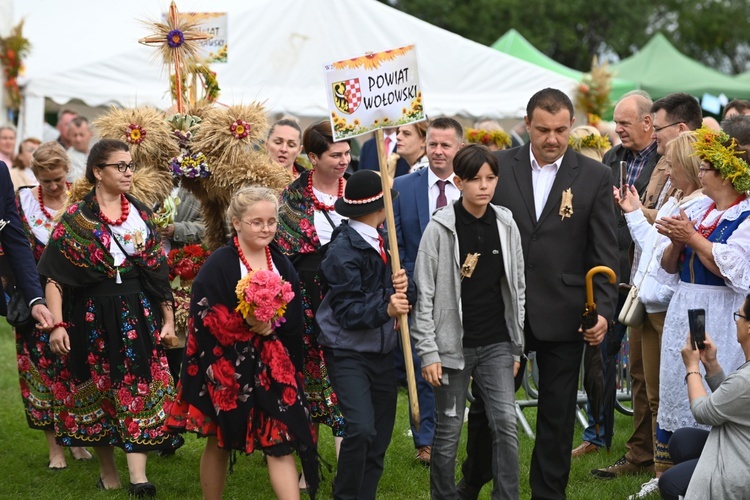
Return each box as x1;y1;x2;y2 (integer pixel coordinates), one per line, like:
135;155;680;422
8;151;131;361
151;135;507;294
411;144;526;499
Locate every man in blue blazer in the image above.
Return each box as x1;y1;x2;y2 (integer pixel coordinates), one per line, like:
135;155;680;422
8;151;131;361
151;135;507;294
392;117;464;464
0;161;54;325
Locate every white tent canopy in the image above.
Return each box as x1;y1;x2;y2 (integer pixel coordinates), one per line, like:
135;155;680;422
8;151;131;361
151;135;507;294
15;0;576;139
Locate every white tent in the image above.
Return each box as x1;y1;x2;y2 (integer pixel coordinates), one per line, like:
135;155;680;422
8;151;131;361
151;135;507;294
15;0;576;139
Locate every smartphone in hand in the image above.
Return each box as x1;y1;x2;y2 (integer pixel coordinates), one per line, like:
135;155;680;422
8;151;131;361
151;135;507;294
688;308;706;350
619;161;628;198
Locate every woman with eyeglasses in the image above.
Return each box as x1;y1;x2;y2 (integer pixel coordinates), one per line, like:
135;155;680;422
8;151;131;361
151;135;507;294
653;125;750;453
657;294;750;499
38;139;182;497
165;186;317;500
276;120;348;490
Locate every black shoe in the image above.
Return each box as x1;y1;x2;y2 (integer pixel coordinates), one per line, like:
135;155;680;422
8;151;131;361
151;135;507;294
128;482;156;497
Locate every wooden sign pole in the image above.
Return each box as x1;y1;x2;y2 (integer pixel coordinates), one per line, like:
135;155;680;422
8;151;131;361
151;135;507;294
374;128;420;430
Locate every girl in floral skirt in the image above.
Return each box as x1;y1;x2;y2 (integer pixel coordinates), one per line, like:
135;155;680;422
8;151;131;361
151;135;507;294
165;186;317;500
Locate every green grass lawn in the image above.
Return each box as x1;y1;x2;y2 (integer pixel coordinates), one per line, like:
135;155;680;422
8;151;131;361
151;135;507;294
0;322;651;499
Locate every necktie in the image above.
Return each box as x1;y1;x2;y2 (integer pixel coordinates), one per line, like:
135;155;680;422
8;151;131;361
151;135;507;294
378;235;388;264
436;180;448;209
384;136;392;155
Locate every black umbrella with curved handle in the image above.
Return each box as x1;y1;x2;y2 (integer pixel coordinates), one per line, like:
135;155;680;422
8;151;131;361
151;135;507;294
581;265;617;449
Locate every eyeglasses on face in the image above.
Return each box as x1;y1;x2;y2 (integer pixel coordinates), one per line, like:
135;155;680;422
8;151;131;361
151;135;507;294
653;122;682;133
241;219;278;231
98;161;138;173
698;166;717;173
734;311;748;322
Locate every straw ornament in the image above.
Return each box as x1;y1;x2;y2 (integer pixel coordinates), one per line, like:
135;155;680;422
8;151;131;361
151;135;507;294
139;1;212;113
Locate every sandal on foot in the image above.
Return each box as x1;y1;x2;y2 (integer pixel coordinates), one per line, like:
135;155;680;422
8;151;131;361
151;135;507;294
128;482;156;498
47;460;67;470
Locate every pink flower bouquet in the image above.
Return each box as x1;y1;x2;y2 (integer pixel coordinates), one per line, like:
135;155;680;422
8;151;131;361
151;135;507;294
234;270;295;329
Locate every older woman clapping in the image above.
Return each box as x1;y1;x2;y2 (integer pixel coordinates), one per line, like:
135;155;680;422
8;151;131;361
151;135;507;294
653;126;750;447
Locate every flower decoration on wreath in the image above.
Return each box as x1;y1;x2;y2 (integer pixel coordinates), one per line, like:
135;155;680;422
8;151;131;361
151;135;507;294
230;119;251;140
465;128;511;149
170;151;210;179
569;133;611;151
692;125;750;193
126;124;147;145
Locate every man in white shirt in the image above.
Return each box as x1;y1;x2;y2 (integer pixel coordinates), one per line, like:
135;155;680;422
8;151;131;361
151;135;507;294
66;116;93;182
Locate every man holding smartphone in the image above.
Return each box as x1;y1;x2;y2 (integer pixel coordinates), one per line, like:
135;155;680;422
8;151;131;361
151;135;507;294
579;92;660;471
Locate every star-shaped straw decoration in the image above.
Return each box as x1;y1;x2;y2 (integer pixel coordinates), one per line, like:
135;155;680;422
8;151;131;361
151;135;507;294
139;1;212;113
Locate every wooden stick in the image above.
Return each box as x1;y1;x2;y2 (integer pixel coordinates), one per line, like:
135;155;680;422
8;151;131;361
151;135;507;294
374;128;420;431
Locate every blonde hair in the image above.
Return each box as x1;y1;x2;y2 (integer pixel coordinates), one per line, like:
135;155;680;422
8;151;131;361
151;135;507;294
569;125;610;162
226;186;279;235
666;131;701;192
30;141;70;177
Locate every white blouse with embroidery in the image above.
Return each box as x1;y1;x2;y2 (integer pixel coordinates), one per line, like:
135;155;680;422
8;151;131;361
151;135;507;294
19;187;58;246
108;203;149;266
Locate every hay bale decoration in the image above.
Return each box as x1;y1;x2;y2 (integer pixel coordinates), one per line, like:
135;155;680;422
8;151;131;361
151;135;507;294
188;104;292;249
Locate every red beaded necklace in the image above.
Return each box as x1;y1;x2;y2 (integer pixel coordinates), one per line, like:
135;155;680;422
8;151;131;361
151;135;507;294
697;194;747;238
234;236;273;272
307;170;344;212
97;193;130;226
37;183;70;220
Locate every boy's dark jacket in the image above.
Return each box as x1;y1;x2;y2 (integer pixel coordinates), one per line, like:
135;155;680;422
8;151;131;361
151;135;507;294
316;220;417;353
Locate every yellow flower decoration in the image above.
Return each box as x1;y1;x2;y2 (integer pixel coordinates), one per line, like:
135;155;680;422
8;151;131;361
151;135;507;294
465;128;511;149
126;124;147;145
332;46;413;71
568;133;611;151
692;125;750;193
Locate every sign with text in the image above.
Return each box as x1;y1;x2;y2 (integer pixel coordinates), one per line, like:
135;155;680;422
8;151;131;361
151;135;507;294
184;12;228;63
324;45;424;141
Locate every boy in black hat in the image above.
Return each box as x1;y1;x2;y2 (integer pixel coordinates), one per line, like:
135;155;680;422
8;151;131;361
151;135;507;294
316;169;416;500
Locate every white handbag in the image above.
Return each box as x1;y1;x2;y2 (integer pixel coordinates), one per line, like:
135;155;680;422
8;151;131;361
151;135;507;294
618;233;659;328
619;285;646;327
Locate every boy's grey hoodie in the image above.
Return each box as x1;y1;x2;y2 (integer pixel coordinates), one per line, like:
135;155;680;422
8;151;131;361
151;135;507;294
411;201;526;369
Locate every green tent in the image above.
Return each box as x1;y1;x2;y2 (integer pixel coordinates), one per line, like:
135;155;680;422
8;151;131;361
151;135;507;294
491;29;639;104
736;70;750;84
611;33;750;99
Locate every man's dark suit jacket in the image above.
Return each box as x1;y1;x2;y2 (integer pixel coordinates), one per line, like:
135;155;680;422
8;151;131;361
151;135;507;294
358;137;411;177
0;162;44;316
601;144;660;285
492;144;619;342
392;168;431;278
